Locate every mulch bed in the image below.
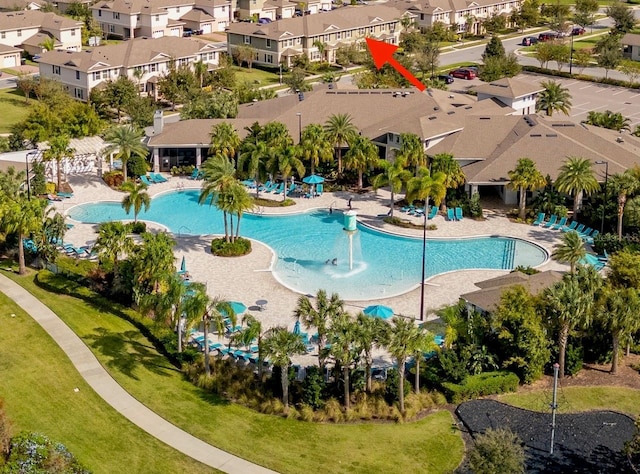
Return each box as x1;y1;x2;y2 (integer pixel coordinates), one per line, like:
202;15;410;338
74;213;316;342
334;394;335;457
456;399;636;473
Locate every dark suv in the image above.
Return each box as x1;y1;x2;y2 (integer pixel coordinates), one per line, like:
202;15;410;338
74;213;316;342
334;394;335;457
538;32;558;42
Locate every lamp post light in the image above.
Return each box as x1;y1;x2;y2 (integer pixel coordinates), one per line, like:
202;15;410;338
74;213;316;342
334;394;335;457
25;150;37;200
279;62;283;84
296;112;302;143
595;160;609;234
569;32;574;75
419;196;430;322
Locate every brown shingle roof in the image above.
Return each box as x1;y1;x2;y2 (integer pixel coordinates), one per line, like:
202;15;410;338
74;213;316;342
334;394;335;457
180;7;214;21
622;33;640;47
147;118;258;145
0;10;80;31
472;77;544;100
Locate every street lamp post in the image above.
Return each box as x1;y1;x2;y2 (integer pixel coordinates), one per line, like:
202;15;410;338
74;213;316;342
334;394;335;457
569;32;574;75
279;63;283;84
595;160;609;234
419;196;429;322
25;150;37;200
296;112;302;143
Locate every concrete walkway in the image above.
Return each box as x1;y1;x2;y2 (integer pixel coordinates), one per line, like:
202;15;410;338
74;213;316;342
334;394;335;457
0;273;276;474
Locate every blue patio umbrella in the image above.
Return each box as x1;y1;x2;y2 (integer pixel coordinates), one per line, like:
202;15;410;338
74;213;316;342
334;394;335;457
228;301;247;315
180;256;187;273
293;320;301;335
302;174;325;185
363;304;394;320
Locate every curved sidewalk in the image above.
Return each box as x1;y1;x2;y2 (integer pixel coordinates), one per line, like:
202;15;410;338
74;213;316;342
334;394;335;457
0;273;276;474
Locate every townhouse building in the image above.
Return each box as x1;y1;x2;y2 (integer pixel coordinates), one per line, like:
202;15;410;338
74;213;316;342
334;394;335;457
91;0;232;39
37;35;223;100
226;5;413;67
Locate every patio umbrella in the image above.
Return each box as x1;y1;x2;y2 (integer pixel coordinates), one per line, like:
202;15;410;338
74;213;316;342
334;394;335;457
228;301;247;315
302;174;325;184
180;256;186;273
363;305;394;320
293;320;301;335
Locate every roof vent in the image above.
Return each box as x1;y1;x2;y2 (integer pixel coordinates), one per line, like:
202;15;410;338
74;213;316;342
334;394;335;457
479;116;490;120
464;106;472;110
433;106;440;111
546;134;557;138
530;134;542;137
447;111;455;115
617;136;624;143
428;116;437;120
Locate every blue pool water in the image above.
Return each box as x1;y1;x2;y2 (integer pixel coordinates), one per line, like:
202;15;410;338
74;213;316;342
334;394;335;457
68;190;547;300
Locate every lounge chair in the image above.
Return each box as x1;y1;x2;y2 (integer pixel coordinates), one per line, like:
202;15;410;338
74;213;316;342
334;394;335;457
188;169;199;180
287;183;297;196
575;223;586;234
151;172;168;183
532;212;545;226
400;205;414;213
550;217;567;231
542;215;557;228
196;171;204;180
560;221;578;233
316;183;323;196
140;175;153;186
427;206;438;220
579;227;593;240
56;192;73;199
447;208;455;221
585;230;599;244
265;182;278;193
273;182;285;194
455;207;463;221
258;180;272;192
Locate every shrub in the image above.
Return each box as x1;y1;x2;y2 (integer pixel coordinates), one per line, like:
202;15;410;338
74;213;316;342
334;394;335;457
4;432;90;473
103;170;124;188
127;154;149;179
31;162;47;196
565;343;584;376
210;237;251;256
300;365;326;409
468;428;525;474
45;182;56;195
383;368;410;405
441;371;519;404
593;232;624;255
129;221;147;234
469;192;483;218
324;398;344;422
298;404;315;422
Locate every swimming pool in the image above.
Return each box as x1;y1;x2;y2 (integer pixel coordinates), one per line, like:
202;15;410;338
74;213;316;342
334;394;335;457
67;190;548;300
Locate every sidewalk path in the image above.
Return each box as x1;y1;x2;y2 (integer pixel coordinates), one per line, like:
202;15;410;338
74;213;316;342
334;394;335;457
0;273;276;474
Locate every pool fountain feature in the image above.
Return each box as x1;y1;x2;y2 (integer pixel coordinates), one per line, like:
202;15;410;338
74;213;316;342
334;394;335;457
343;210;357;271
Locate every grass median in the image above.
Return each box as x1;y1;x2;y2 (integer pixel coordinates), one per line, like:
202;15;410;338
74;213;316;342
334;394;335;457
3;268;464;474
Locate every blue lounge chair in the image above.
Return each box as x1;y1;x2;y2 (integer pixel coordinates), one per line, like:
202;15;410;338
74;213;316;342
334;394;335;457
543;215;557;228
579;227;593;240
188;169;199;180
575;223;586;234
265;182;278;193
585;230;599;244
560;221;578;232
455;207;463;221
316;183;323;196
258;180;272;192
550;217;567;231
532;212;545;226
151;172;168;183
196;171;204;180
140;175;153;186
287;183;297;196
400;205;414;213
56;192;73;198
427;206;438;220
447;208;455;221
273;182;285;195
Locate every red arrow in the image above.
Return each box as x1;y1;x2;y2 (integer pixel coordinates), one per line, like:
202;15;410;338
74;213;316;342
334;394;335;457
365;38;425;92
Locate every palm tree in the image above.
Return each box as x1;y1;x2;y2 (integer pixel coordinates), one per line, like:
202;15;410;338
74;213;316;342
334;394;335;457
585;110;631;132
294;289;344;370
93;221;134;268
131;231;176;295
261;121;293;149
407;166;446;213
372;157;412;217
194;60;208;88
261;326;306;413
544;268;601;378
137;272;187;334
537;80;572;116
209;122;241;161
238;140;269;198
597;286;640;374
324;113;357;176
430;153;465;191
120;181;150;223
343;135;379;190
3;197;45;275
42;134;75;192
396;133;426;172
233;314;265;380
313;40;327;62
104;125;148;182
217;181;254;241
199;156;237;242
132;68;144;95
410;326;436;393
354;313;389;393
508;158;546;220
266;145;305;202
39;36;56;52
386;316;418;414
610;170;640;238
554;156;600;217
552;231;586;274
299;124;333;176
327;312;359;409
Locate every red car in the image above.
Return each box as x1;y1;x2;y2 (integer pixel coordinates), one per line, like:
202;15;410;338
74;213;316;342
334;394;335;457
449;68;476;80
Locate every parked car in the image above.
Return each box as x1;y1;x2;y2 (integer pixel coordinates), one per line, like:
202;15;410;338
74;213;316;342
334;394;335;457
258;17;272;24
538;32;558;42
522;36;538;46
449;68;476;80
571;27;586;36
432;74;454;84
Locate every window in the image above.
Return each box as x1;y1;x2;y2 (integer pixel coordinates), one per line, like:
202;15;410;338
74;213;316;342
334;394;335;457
137;14;140;20
266;39;271;48
150;63;157;72
113;12;119;19
17;29;22;37
323;34;329;42
222;5;225;10
176;6;180;12
109;24;115;33
345;30;351;38
0;32;5;39
74;88;84;99
179;58;188;66
336;31;341;40
244;35;250;44
76;70;80;80
358;28;365;35
52;65;60;75
71;29;76;36
98;9;102;16
265;54;273;63
93;71;99;80
155;15;160;21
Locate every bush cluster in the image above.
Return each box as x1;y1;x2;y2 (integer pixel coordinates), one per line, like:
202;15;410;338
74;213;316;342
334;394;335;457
129;221;147;234
522;66;639;89
170;165;196;176
441;371;519;404
102;171;124;188
210;237;251;256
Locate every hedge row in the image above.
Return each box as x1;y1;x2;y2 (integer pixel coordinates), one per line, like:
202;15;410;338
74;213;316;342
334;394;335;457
441;371;519;404
522;66;638;89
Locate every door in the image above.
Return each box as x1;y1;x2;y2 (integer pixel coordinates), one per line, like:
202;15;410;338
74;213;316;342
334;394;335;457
201;23;211;34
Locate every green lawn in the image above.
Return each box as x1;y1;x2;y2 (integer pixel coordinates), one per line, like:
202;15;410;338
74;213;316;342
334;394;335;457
0;291;214;474
2;268;464;474
498;386;640;417
0;88;31;133
234;66;281;86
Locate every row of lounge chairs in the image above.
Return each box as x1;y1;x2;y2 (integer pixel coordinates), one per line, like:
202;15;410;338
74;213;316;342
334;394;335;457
140;173;169;186
191;334;265;365
400;205;439;220
188;169;204;180
533;213;599;244
447;207;464;221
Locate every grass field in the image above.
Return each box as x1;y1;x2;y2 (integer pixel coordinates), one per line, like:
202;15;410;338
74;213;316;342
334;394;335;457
0;291;214;474
234;66;281;86
498;386;640;417
0;88;31;133
2;268;464;474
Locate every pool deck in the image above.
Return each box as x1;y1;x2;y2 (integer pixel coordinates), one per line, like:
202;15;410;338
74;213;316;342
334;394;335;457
56;174;568;364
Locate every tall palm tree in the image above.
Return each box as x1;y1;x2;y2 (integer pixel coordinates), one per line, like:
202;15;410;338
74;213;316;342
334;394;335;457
43;134;75;192
354;313;389;393
294;289;344;370
194;60;208;88
104;125;148;182
430;153;465;190
238;140;269;198
597;286;640;374
137;272;187;332
199;155;237;242
372;157;412;217
39;36;56;52
261;121;293;149
217;181;254;241
508;158;546;220
324;113;357;176
299;123;333;176
266;145;305;201
552;230;586;274
209;122;241;161
554;156;600;217
396;133;426;172
327;312;359;409
93;221;134;268
536;80;572;116
2;197;45;275
344;135;379;190
610;170;640;238
410;326;436;393
261;326;306;413
407;166;447;212
386;316;418;414
120;181;150;223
